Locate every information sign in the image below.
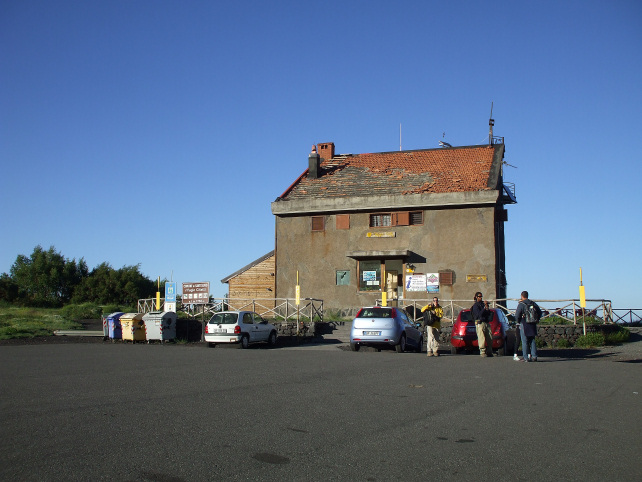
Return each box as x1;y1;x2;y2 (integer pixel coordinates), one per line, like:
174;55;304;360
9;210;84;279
182;282;210;304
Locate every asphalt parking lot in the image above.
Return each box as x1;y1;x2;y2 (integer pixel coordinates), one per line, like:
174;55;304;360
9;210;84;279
1;335;640;481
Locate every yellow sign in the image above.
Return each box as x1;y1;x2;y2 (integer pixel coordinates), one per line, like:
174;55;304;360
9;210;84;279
466;274;488;283
295;285;300;306
367;232;396;238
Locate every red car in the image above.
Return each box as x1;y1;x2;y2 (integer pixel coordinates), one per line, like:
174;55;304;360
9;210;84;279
450;308;509;355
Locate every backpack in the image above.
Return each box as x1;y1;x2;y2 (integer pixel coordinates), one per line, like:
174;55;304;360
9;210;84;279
523;302;540;324
423;310;437;327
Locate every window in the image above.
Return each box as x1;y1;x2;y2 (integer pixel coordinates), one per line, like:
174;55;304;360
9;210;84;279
369;211;423;227
311;216;325;231
369;214;392;227
409;211;423;225
359;260;381;292
336;214;350;230
336;270;350;285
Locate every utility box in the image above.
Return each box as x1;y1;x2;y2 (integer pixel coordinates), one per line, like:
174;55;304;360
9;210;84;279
106;312;125;341
120;313;146;342
142;311;177;343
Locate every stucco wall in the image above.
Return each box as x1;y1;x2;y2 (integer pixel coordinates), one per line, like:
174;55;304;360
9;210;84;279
275;206;499;311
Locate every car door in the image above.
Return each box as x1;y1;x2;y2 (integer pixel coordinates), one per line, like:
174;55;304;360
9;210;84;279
252;312;270;341
399;310;420;347
241;312;259;342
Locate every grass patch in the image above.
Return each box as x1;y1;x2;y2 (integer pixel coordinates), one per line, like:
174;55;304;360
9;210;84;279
0;306;81;340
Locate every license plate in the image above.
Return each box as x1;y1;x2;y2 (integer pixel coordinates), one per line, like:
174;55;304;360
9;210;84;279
466;326;476;333
212;329;226;334
363;331;381;336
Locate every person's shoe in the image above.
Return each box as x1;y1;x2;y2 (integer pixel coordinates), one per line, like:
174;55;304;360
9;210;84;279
517;358;527;362
528;355;532;361
433;351;439;357
531;357;537;362
426;352;433;357
480;353;487;358
513;354;519;361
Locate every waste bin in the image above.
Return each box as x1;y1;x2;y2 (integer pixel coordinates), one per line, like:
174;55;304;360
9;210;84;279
106;312;125;341
142;311;177;343
120;313;146;342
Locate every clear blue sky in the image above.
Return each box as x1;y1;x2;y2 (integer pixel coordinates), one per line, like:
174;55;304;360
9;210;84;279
1;0;641;309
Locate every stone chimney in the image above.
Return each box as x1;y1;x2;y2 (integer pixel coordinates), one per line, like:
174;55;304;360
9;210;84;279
308;145;320;179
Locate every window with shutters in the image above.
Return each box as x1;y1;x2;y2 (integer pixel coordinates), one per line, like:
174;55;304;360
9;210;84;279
369;213;392;227
311;216;325;232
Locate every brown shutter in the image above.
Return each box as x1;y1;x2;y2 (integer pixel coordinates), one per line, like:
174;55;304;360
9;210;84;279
336;214;350;230
311;216;325;231
395;211;410;226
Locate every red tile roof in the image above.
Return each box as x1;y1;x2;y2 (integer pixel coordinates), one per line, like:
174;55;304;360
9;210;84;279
280;145;501;200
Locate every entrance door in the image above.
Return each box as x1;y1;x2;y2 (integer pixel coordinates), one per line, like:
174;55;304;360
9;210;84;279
387;271;398;302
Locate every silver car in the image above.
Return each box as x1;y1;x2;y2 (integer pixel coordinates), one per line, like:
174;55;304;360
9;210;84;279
204;311;278;348
350;306;423;352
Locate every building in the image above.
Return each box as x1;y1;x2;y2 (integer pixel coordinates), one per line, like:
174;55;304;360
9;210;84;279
270;139;516;312
221;251;275;307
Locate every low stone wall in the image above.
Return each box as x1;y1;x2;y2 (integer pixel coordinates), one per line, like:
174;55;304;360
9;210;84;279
437;323;621;347
536;323;622;346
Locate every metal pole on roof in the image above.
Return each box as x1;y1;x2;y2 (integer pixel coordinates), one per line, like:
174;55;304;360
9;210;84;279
399;123;402;151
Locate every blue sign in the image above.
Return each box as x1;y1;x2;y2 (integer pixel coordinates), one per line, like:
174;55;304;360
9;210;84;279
165;282;177;302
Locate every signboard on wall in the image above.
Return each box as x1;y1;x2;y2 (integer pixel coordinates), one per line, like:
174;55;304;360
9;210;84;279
405;274;426;292
426;273;439;293
182;282;210;304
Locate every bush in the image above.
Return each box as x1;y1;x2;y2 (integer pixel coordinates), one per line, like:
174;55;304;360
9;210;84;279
575;332;606;348
60;303;102;321
535;337;546;348
605;327;631;345
556;338;571;348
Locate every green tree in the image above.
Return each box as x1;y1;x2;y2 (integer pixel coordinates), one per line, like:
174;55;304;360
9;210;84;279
72;263;156;305
9;246;88;307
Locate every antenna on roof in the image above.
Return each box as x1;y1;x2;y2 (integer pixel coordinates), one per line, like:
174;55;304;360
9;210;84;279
399;123;402;151
488;102;494;145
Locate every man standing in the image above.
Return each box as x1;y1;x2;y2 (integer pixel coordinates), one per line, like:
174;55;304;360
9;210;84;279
514;291;542;362
421;297;444;357
472;292;493;357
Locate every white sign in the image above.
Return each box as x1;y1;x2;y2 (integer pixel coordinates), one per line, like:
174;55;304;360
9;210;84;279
426;273;439;293
405;274;426;292
164;302;176;313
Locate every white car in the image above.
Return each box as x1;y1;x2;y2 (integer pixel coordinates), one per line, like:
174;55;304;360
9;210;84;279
204;311;278;348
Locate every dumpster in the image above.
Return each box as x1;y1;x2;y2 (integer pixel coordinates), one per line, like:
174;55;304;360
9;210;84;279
142;311;177;343
120;313;146;342
106;312;125;341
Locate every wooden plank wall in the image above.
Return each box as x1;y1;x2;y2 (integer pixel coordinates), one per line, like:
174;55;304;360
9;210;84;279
227;255;276;309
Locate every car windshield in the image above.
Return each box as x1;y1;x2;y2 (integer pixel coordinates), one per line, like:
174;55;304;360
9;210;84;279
358;308;392;318
209;313;238;325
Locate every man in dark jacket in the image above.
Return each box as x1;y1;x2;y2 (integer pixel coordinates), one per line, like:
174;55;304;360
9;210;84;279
514;291;542;362
472;292;493;357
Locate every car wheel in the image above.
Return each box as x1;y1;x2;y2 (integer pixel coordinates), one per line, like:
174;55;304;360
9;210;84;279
396;334;406;353
416;336;423;353
268;331;277;347
450;345;460;355
208;342;216;348
350;342;360;352
240;335;250;349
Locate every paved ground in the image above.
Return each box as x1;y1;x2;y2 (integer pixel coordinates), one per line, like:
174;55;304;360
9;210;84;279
0;325;640;481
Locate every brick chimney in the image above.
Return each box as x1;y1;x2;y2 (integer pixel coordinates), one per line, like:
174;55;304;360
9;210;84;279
318;142;335;161
308;145;320;179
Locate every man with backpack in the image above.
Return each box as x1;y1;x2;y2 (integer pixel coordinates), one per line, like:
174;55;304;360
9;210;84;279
421;297;444;357
514;291;542;362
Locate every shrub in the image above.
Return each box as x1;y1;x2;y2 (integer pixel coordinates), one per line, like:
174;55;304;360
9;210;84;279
605;327;631;345
556;338;571;348
101;304;122;315
535;337;546;348
575;332;605;348
60;303;102;321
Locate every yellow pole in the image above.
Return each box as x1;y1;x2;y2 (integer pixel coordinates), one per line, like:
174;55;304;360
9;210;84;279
156;277;161;311
381;265;387;307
